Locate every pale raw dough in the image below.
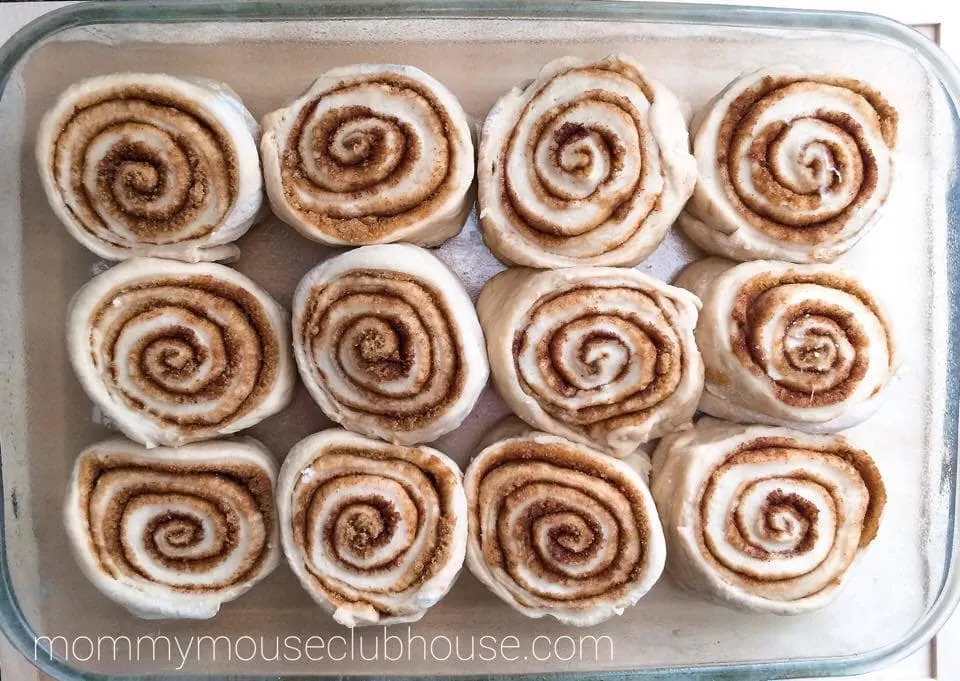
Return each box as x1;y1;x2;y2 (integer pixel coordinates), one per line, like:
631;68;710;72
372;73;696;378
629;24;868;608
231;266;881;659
464;419;665;626
478;54;696;268
674;257;898;432
277;429;467;627
36;73;263;262
477;266;703;457
292;244;488;445
650;417;886;614
67;257;296;447
679;66;897;263
64;437;280;619
261;63;474;247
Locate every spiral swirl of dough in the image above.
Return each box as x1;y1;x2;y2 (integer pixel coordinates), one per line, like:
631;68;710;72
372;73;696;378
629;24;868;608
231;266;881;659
67;258;295;447
478;266;703;457
64;438;279;619
293;244;488;445
464;422;665;626
675;257;897;432
651;418;885;614
277;429;467;627
679;66;897;263
37;73;263;262
261;64;474;247
477;54;696;267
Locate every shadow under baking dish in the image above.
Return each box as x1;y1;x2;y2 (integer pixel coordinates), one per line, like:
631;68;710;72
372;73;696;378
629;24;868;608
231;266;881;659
0;1;959;680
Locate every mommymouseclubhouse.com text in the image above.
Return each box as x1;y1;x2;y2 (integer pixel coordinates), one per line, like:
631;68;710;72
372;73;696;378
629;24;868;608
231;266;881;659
35;629;615;671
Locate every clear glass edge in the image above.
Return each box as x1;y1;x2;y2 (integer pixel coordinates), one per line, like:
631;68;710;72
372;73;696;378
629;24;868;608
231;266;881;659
0;1;957;680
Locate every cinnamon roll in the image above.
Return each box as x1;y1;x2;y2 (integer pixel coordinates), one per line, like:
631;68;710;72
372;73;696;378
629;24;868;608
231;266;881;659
651;417;886;614
261;64;474;247
478;54;697;268
37;73;263;262
277;429;467;627
674;257;898;431
464;420;665;626
68;258;295;447
64;438;279;619
477;266;703;457
292;244;488;444
679;66;897;263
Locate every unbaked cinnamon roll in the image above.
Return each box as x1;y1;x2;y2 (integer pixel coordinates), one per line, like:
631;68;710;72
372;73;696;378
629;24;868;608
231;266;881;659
679;66;897;263
64;438;279;619
278;429;467;627
651;417;886;614
477;266;703;457
37;73;263;262
674;257;898;432
464;420;665;626
261;64;474;247
478;54;696;268
292;244;488;444
68;258;295;447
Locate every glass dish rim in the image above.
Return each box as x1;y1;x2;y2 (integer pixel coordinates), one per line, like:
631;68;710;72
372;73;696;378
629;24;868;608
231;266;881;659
1;1;958;679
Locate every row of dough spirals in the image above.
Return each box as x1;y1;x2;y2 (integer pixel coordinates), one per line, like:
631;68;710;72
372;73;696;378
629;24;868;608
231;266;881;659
47;57;896;625
37;57;896;265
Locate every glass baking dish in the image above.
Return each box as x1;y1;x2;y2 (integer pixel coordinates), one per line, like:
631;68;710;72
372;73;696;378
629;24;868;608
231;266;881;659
1;0;959;679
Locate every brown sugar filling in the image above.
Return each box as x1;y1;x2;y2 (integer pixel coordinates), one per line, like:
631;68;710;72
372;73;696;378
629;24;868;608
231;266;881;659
280;75;461;242
299;269;466;433
714;75;896;244
494;60;662;257
728;270;894;407
290;446;461;616
88;275;279;437
469;439;654;610
51;85;239;246
693;437;886;602
75;450;274;593
513;283;687;439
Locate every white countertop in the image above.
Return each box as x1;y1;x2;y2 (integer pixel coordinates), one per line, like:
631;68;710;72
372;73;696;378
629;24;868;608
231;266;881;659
0;2;957;680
